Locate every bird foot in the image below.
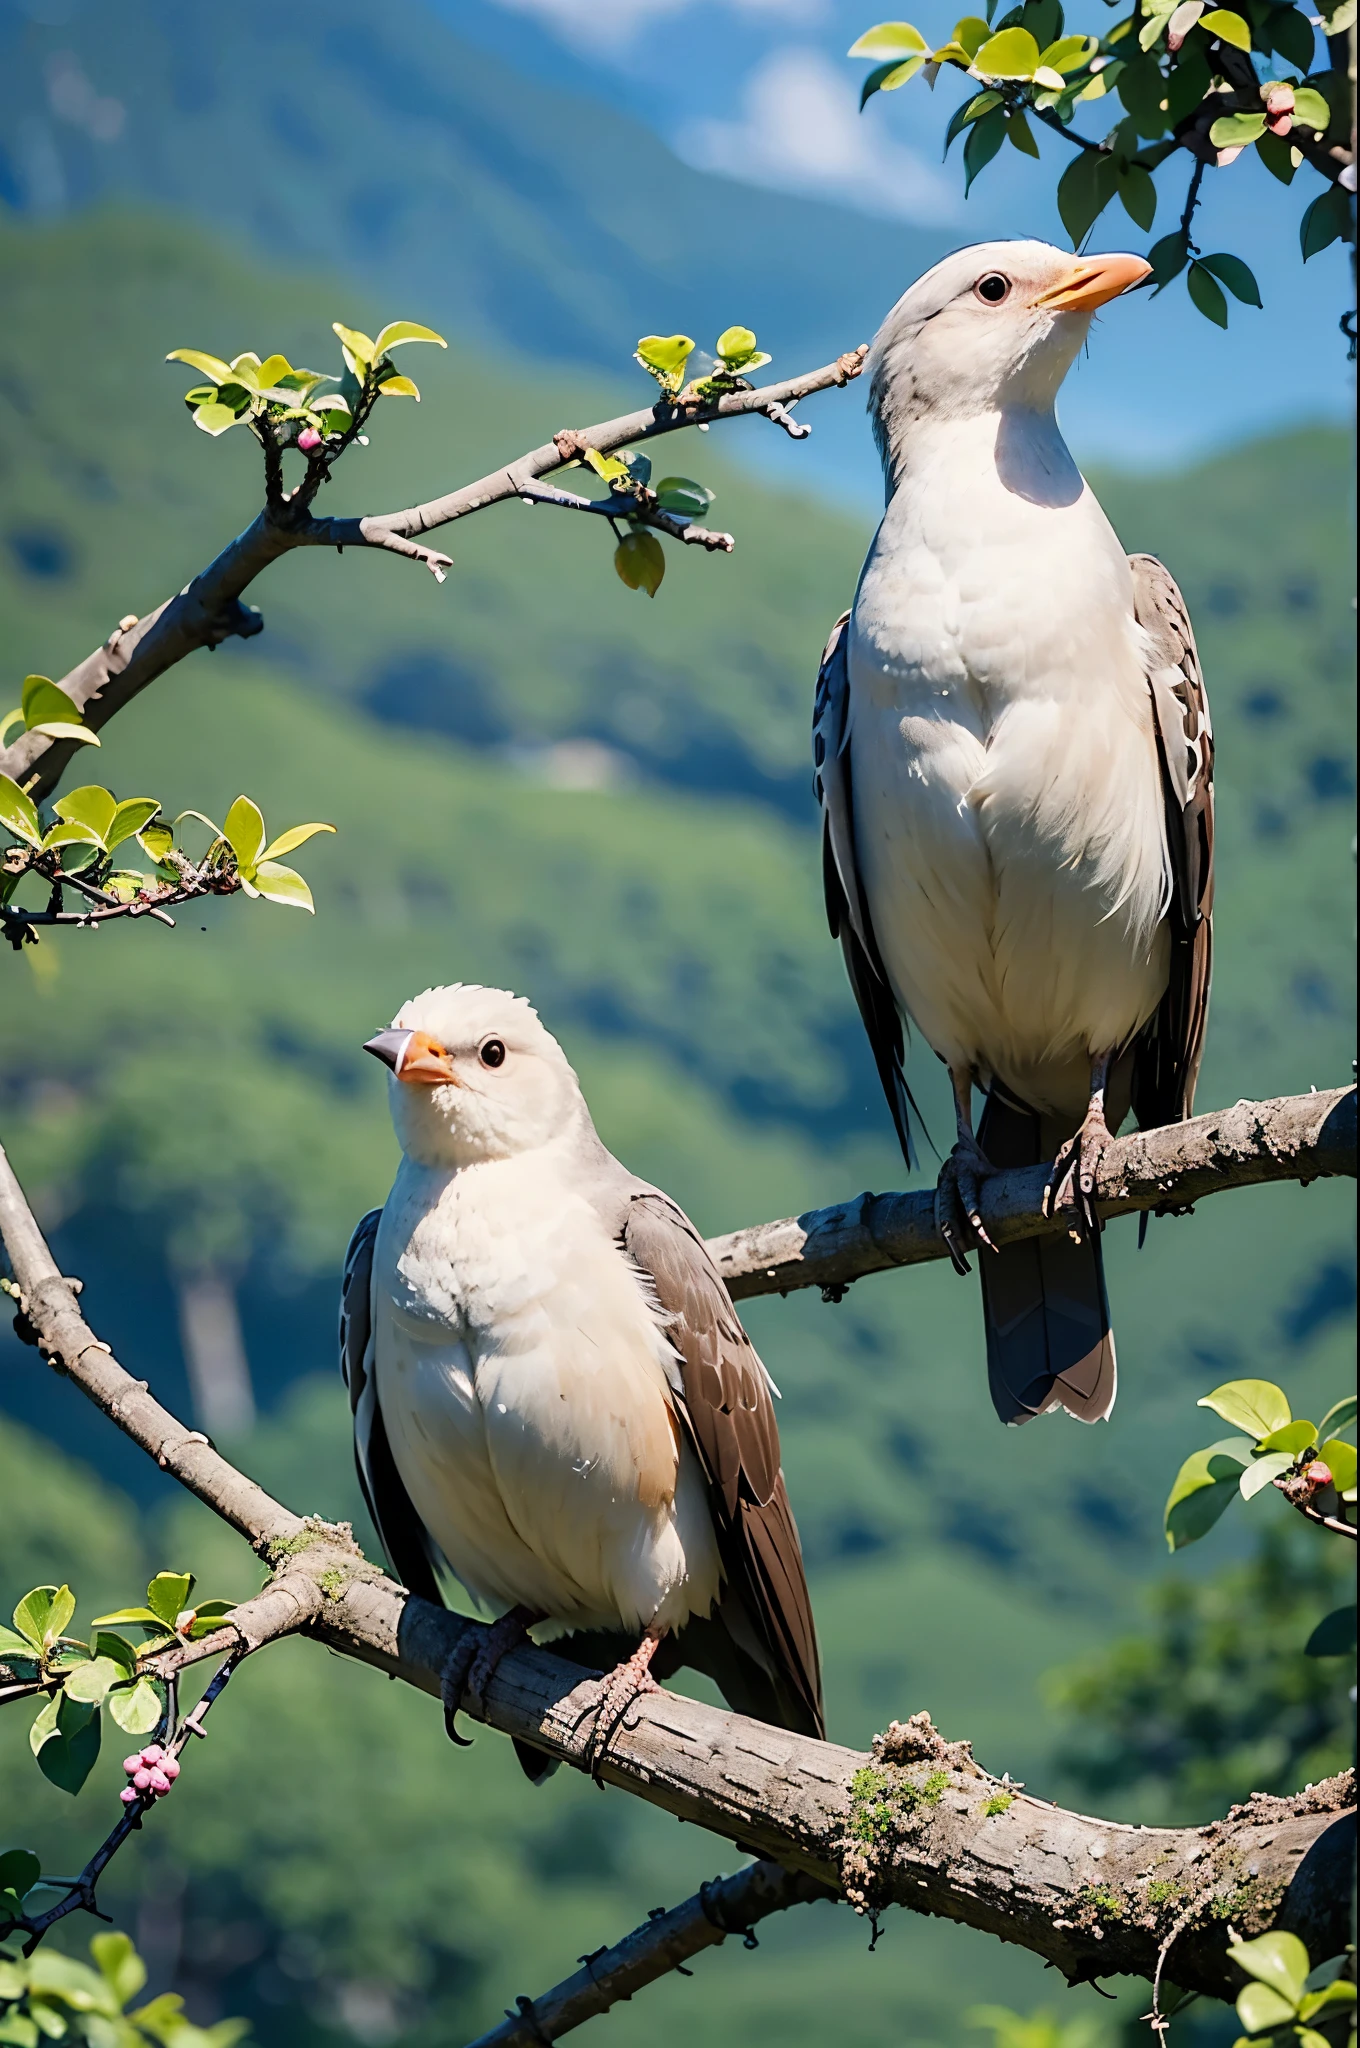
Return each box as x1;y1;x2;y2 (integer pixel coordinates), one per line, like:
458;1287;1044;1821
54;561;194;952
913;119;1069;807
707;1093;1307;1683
579;1634;662;1781
934;1135;1000;1275
440;1606;542;1745
1043;1106;1115;1242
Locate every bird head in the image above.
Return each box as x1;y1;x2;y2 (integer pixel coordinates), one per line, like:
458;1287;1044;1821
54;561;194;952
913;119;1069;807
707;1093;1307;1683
868;239;1150;477
364;984;585;1168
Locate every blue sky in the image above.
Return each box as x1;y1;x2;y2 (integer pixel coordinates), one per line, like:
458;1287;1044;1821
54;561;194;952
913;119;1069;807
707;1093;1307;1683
456;0;1355;478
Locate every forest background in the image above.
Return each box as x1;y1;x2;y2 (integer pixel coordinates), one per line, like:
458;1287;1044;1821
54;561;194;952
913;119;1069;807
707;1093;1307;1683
0;1;1354;2044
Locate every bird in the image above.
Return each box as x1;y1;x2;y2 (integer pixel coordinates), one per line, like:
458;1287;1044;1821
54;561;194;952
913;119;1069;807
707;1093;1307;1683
814;239;1214;1428
340;982;823;1780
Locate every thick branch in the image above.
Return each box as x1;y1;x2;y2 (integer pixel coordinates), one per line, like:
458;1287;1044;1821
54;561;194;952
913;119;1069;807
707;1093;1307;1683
0;1133;1351;2005
707;1087;1356;1302
464;1860;831;2047
1;350;867;806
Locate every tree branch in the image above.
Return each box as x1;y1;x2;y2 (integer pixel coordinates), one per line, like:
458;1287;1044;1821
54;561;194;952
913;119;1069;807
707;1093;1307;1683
0;1130;1352;2011
463;1859;832;2048
707;1087;1356;1303
1;348;868;806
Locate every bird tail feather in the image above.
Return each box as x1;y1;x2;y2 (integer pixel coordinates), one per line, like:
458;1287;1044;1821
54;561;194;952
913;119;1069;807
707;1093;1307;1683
976;1091;1117;1426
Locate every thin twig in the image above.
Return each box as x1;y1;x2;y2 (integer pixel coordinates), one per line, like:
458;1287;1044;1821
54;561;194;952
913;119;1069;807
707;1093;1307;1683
462;1861;833;2047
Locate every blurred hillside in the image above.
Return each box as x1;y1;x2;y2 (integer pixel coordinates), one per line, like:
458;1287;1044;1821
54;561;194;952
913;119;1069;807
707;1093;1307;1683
0;205;1354;2048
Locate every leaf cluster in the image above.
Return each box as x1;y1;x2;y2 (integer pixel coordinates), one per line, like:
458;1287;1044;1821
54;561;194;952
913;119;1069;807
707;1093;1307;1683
0;1576;234;1803
633;323;772;398
1227;1931;1356;2048
0;1928;247;2047
0;678;100;754
167;319;445;444
1165;1382;1357;1552
567;443;718;600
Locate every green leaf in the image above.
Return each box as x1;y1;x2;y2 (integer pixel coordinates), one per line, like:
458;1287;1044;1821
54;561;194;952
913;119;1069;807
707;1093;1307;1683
222;796;266;877
104;798;161;852
1299;1983;1358;2023
0;2011;39;2045
184;1598;237;1640
945;89;1002;149
0;773;43;848
1198;5;1251;43
1256;1417;1317;1453
1228;1932;1310;2007
1300;185;1353;260
165;348;232;383
33;1692;101;1795
954;14;995;55
974;24;1041;72
107;1675;163;1735
614;529;666;597
92;1630;139;1672
1317;1394;1357;1439
14;1585;76;1652
1239;1449;1293;1498
145;1573;194;1628
254;353;294;389
634;334;695;386
1264;4;1314;64
963;105;1008;189
1289;86;1332;132
332;322;376;368
1318;1438;1357;1491
62;1655;126;1704
136;821;175;864
41;821;102;854
192;401;243;437
654;477;715;516
583;446;631;484
1237;1982;1300;2033
21;677;81;734
248;860;316;910
1007;107;1041;154
258;820;336;862
1056;147;1119;245
1039;32;1098;69
1198;1380;1290;1439
1164;1438;1251;1548
848;19;929;57
1147;229;1191;287
1304;1604;1357;1658
52;784;116;844
715;326;758;366
1198;251;1262;305
373;320;447;353
0;1624;39;1662
377;373;420;400
0;1851;40;1902
1209;110;1266;147
861;54;926;101
90;1607;172;1632
1118;162;1157;227
91;1931;146;2010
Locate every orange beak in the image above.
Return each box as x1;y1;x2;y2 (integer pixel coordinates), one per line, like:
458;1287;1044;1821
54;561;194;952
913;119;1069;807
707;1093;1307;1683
1031;253;1152;312
363;1027;459;1086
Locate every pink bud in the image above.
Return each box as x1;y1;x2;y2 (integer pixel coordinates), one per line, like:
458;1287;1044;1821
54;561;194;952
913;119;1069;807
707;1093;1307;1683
120;1786;139;1806
1263;83;1294;115
297;428;323;452
160;1757;181;1781
1306;1460;1333;1488
133;1768;153;1791
124;1755;143;1775
1268;113;1293;135
147;1769;171;1794
140;1745;164;1764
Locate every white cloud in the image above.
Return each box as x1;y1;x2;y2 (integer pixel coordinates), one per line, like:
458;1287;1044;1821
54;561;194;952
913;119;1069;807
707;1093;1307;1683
676;48;959;223
488;0;825;58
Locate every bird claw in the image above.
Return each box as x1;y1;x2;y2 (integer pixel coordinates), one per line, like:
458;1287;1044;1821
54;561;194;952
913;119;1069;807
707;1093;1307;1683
579;1638;662;1782
934;1138;999;1273
439;1633;480;1747
440;1607;540;1744
1044;1109;1114;1242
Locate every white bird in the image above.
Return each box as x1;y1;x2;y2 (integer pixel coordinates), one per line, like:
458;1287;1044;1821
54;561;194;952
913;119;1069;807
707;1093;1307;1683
815;240;1214;1426
341;983;823;1777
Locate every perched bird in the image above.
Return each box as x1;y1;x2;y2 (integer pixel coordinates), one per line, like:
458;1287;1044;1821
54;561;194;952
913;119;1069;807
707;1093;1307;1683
815;240;1213;1427
341;983;823;1778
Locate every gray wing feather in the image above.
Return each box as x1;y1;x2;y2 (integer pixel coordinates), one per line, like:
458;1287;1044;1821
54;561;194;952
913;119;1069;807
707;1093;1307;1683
1128;554;1215;1129
620;1189;824;1739
814;611;920;1165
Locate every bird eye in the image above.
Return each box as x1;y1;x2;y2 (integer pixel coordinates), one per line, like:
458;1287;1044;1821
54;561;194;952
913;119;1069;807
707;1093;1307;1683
974;272;1011;305
479;1038;506;1069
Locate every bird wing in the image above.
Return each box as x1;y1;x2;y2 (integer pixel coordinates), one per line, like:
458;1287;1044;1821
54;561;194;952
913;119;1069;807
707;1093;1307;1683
813;609;919;1166
1127;553;1215;1129
620;1189;825;1739
340;1207;442;1606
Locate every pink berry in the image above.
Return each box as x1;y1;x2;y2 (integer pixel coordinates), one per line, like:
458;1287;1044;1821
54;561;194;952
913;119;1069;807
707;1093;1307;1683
123;1755;142;1775
140;1744;164;1764
147;1769;171;1794
298;428;322;452
161;1757;181;1781
133;1768;152;1791
1306;1460;1333;1487
1263;83;1294;115
120;1787;138;1806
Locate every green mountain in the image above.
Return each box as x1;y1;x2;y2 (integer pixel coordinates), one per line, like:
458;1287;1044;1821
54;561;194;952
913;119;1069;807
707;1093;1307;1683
0;210;1354;2048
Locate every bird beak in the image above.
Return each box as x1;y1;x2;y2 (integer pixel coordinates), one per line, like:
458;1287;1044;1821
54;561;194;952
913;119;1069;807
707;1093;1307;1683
363;1028;460;1086
1031;253;1152;312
